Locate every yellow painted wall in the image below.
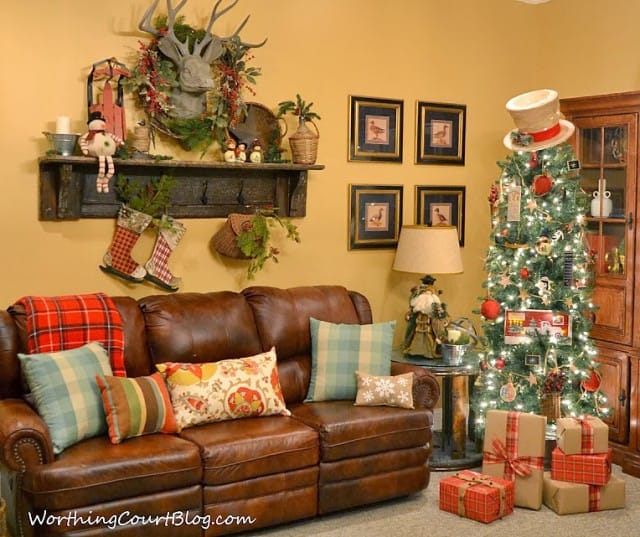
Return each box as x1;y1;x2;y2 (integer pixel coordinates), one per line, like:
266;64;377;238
3;0;640;340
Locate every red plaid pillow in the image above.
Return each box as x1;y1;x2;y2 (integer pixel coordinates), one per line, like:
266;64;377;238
14;293;126;377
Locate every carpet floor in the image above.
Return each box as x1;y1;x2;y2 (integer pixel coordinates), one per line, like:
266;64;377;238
252;465;636;537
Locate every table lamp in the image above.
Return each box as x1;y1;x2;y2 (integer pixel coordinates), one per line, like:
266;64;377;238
393;225;463;357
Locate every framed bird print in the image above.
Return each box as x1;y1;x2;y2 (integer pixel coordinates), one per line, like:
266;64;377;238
415;101;466;165
348;96;404;163
415;186;465;246
349;184;403;249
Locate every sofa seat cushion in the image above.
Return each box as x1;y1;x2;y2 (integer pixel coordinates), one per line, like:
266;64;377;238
22;434;202;511
289;401;431;462
179;416;318;486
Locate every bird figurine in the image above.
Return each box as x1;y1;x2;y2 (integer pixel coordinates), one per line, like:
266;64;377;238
79;111;123;193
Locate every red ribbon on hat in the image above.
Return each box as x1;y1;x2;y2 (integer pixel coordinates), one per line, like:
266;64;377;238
483;411;544;480
574;415;595;454
512;122;562;146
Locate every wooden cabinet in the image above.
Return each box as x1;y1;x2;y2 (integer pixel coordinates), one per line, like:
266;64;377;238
561;91;640;474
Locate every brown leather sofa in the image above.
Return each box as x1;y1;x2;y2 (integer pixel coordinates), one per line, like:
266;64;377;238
0;285;439;537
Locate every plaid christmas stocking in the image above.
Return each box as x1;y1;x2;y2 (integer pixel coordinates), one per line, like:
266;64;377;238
144;215;186;292
100;205;152;282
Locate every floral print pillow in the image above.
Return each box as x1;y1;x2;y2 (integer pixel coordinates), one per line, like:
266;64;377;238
354;371;414;409
156;347;290;430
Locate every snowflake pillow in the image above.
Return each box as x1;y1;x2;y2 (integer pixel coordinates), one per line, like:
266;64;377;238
353;371;414;409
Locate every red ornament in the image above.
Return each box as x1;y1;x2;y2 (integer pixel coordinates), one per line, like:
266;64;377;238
532;174;553;196
481;298;501;320
494;357;506;370
520;267;529;279
581;369;602;392
528;151;539;170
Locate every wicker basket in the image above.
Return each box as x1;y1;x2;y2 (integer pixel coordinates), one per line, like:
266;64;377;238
211;214;255;259
540;392;562;420
289;120;319;164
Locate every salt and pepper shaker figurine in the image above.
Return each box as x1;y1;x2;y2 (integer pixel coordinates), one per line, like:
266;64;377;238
235;142;247;162
224;138;237;162
249;139;263;163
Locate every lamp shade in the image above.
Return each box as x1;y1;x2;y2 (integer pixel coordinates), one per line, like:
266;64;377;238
392;225;463;275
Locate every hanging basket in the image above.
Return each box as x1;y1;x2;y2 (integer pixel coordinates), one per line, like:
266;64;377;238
211;214;256;259
289;120;319;164
540;392;562;420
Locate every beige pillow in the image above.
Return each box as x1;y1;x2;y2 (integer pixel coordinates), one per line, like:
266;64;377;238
354;371;414;409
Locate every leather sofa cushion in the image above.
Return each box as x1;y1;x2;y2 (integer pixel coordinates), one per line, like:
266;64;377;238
139;292;263;365
180;416;318;485
22;434;202;511
289;401;431;462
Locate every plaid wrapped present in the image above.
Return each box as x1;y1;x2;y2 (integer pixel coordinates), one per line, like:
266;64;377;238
550;447;612;486
556;415;609;455
12;293;126;377
439;470;514;523
482;410;546;509
543;472;625;514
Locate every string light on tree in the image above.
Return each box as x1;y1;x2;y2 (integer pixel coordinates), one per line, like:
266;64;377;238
472;89;608;435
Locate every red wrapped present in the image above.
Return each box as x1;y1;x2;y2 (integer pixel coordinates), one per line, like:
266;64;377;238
550;447;612;485
556;415;609;455
439;470;514;523
482;410;546;509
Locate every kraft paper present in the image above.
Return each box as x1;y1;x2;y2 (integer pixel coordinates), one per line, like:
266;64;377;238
550;447;612;486
543;472;625;514
439;470;515;523
556;415;609;455
482;410;546;509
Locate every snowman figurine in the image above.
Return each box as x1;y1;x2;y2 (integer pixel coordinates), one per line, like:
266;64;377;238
80;111;123;193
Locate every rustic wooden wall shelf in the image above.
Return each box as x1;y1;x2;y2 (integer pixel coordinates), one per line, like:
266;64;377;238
38;156;324;221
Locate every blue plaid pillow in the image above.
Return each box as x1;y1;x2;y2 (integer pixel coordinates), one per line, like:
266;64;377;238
306;318;395;402
18;342;113;454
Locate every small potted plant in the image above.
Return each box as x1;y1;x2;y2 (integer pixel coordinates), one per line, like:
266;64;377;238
277;94;321;164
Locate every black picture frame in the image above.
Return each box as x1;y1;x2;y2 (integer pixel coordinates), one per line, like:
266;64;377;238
349;96;404;163
415;186;466;246
349;184;403;249
415;101;466;165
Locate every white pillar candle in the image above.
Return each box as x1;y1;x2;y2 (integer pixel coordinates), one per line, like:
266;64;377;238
55;116;71;134
447;329;461;343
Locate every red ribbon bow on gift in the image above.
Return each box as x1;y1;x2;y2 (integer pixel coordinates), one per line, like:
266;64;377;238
574;415;595;453
483;438;543;479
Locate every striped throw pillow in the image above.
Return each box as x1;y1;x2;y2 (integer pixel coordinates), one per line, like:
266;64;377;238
305;318;395;402
96;372;179;444
18;341;113;454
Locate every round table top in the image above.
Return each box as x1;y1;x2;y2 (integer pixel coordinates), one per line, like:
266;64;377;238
392;351;479;376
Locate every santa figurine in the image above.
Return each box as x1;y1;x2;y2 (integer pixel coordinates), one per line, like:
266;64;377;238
80;111;123;193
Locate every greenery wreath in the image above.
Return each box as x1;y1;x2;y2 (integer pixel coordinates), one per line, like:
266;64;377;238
124;14;261;154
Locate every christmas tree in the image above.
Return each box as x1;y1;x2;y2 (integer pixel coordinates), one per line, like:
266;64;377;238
472;91;609;436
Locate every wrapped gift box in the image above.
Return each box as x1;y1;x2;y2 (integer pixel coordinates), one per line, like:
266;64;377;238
551;447;612;485
543;472;625;514
482;410;546;509
439;470;514;523
556;415;609;455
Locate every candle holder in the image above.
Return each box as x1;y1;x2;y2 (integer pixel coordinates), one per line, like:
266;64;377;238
43;132;79;156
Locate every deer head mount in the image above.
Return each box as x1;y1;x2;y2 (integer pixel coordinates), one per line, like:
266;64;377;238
139;0;266;119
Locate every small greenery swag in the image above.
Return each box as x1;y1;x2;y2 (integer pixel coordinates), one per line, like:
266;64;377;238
124;15;261;153
237;209;300;280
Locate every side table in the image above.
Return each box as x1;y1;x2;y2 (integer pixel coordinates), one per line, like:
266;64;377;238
393;352;483;470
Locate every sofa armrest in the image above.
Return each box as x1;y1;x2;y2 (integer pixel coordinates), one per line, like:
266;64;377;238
391;362;440;410
0;399;54;471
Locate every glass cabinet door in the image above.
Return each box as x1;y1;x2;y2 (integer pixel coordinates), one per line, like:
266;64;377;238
573;114;636;344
